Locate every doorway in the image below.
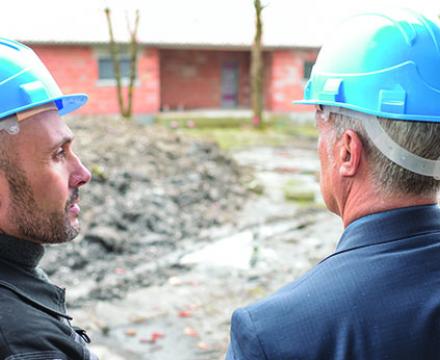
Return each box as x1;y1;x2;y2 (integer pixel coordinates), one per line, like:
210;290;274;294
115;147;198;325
221;62;239;108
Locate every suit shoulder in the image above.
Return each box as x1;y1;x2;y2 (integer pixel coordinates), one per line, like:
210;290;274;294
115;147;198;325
238;262;358;356
228;307;268;359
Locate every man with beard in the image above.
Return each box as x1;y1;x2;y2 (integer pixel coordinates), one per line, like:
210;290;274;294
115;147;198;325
226;8;440;360
0;38;97;359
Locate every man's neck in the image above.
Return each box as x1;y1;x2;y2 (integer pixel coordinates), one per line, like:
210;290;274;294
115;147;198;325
339;187;437;228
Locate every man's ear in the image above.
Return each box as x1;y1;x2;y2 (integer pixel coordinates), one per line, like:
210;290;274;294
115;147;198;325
337;130;363;177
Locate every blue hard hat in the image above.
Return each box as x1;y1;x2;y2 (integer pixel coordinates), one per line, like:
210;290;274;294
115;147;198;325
0;38;87;119
295;8;440;122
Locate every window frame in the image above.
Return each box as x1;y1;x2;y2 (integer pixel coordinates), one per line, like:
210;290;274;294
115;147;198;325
94;46;139;87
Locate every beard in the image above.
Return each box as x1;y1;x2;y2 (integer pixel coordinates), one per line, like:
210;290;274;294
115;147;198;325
5;165;80;244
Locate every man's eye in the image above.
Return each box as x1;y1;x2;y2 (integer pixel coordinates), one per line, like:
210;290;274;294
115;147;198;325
54;148;66;159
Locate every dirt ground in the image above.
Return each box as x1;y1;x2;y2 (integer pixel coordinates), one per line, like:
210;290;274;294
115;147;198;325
41;116;343;359
42;116;248;303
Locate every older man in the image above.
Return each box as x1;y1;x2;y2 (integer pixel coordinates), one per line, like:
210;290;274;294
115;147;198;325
0;38;96;359
226;8;440;360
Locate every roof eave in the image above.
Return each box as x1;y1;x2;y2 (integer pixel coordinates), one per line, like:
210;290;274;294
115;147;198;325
22;40;321;51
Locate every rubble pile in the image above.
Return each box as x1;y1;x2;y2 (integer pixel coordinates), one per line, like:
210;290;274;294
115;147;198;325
41;117;248;304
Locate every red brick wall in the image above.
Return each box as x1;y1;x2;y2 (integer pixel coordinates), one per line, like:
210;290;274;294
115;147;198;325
30;44;316;114
160;49;252;110
32;45;160;115
267;49;318;112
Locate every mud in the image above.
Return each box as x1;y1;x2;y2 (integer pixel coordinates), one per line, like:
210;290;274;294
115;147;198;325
41;116;248;305
39;117;344;359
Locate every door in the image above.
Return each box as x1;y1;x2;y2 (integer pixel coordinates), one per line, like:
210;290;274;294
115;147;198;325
221;62;239;108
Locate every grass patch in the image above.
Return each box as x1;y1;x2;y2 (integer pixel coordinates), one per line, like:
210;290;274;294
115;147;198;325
157;117;247;129
177;127;295;150
283;179;315;203
270;117;318;138
157;114;318;151
242;178;265;195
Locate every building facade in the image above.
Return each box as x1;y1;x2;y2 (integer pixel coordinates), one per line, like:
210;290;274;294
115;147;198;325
33;44;318;115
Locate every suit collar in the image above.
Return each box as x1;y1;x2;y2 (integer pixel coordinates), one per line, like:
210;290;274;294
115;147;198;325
336;204;440;253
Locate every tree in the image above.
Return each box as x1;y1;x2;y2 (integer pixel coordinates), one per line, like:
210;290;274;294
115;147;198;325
104;7;140;120
251;0;264;128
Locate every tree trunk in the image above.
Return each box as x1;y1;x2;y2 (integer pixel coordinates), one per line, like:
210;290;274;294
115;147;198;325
104;8;140;120
251;0;264;128
126;10;140;119
104;7;125;117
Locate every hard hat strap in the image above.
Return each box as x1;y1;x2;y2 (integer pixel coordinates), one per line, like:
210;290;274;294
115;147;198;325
0;102;58;135
326;106;440;180
15;102;58;122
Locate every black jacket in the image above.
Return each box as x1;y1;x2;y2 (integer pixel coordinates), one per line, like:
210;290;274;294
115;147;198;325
0;235;98;360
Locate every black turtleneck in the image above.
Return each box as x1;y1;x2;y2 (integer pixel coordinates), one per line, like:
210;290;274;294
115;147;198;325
0;234;44;269
0;234;48;281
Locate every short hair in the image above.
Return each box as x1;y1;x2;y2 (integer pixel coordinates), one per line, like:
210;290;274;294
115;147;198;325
327;112;440;196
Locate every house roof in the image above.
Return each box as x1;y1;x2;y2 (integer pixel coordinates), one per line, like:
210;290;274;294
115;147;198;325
2;0;440;49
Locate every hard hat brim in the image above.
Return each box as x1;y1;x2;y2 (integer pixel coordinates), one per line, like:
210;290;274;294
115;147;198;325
293;99;440;122
0;93;88;120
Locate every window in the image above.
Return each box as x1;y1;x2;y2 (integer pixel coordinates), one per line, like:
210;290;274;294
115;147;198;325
303;61;315;80
98;55;137;81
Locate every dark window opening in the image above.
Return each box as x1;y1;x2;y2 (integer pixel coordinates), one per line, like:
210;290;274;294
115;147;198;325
304;61;315;79
98;56;137;80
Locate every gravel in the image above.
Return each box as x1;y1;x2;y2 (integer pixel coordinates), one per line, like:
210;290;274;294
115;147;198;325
41;116;248;304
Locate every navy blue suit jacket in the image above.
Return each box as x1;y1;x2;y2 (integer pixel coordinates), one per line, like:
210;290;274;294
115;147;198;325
226;205;440;359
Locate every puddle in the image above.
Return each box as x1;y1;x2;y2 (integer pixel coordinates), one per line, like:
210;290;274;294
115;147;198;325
180;229;278;271
180;230;254;269
233;147;319;173
233;146;321;204
79;143;344;360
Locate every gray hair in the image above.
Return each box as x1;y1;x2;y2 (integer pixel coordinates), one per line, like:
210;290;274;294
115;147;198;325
327;112;440;196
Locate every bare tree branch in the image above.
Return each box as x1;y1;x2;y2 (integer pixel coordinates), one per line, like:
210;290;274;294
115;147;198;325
105;7;140;120
126;9;140;119
104;7;125;117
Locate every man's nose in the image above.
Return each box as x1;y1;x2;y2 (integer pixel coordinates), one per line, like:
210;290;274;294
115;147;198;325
69;158;92;188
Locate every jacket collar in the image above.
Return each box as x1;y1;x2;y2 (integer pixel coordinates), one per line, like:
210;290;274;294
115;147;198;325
335;204;440;253
0;234;71;320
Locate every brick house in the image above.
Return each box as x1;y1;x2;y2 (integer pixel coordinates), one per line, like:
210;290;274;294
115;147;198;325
30;44;317;116
0;0;376;116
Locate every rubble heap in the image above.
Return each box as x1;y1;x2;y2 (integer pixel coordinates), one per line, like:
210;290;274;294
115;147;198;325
41;117;248;304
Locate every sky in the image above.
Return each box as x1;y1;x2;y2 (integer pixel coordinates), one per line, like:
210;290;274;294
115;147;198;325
2;0;440;47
